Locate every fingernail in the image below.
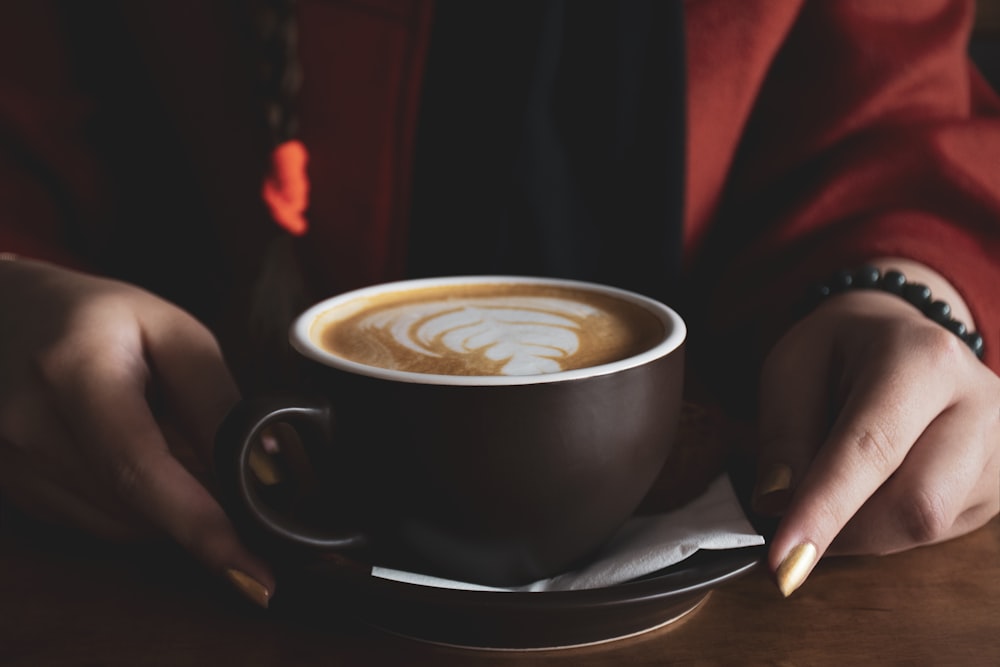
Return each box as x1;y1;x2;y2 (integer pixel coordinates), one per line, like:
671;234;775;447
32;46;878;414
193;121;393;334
752;463;793;515
225;568;271;609
248;446;284;486
775;542;817;598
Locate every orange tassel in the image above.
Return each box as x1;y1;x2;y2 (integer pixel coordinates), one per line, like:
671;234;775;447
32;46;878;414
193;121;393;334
262;139;310;236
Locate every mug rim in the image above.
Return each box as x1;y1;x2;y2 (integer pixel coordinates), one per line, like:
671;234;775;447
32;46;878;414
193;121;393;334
290;275;686;387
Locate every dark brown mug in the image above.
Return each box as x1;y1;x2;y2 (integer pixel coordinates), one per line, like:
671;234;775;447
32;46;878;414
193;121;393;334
214;275;686;587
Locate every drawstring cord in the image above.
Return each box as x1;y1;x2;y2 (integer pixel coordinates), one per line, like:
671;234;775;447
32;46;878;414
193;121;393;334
263;138;310;236
258;0;309;236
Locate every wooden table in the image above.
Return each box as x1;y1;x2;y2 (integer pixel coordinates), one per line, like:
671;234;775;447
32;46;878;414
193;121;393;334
1;506;997;666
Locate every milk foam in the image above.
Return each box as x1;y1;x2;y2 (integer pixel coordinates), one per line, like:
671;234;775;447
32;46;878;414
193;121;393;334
313;282;667;378
363;297;596;375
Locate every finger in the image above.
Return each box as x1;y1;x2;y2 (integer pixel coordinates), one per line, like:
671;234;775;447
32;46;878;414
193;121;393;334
0;378;83;468
831;401;997;555
754;327;832;516
0;442;143;541
0;390;146;529
51;351;275;608
768;350;953;596
141;306;241;466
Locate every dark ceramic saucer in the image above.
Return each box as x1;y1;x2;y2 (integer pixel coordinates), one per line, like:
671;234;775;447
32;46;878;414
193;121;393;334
270;419;771;651
275;544;765;651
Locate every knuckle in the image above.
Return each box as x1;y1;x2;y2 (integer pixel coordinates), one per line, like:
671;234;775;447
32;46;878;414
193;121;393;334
110;457;151;502
899;489;951;545
849;424;899;474
32;339;76;387
34;340;95;389
911;322;967;369
35;335;143;398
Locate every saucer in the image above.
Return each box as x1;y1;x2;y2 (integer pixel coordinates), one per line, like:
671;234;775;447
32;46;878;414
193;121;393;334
267;407;769;650
275;545;764;651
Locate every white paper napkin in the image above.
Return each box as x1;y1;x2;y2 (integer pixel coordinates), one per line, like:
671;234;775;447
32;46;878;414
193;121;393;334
371;473;765;592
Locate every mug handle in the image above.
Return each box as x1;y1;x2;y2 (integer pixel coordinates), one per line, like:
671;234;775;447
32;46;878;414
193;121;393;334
214;396;370;552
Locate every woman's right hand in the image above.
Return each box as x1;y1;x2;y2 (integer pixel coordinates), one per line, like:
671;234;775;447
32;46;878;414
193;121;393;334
0;257;274;607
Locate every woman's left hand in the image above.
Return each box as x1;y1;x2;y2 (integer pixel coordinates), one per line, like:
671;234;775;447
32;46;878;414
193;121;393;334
755;265;1000;597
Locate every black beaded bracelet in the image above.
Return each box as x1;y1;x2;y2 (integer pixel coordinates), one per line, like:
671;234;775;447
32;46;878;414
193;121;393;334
798;265;984;360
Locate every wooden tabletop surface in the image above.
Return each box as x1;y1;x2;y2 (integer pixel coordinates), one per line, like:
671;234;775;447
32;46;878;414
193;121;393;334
1;506;997;666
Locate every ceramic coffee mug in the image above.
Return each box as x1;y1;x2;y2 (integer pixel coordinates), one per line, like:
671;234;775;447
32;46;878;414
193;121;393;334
215;275;686;587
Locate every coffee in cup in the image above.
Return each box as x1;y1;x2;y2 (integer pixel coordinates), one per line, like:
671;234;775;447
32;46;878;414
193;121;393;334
215;275;686;587
311;281;664;377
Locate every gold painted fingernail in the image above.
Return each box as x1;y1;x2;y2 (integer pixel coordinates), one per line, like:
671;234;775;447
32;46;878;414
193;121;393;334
752;463;793;515
225;568;271;609
776;542;817;598
248;446;284;486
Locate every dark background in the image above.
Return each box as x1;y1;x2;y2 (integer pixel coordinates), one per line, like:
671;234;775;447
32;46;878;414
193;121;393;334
971;0;1000;90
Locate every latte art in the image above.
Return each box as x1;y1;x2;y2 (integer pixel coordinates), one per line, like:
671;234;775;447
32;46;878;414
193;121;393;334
313;283;665;377
365;297;597;375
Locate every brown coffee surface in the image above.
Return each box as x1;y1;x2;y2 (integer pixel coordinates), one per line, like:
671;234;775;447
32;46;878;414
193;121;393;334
312;283;665;376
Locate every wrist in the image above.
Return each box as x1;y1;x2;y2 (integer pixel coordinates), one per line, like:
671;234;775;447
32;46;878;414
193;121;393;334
799;260;983;360
866;258;974;328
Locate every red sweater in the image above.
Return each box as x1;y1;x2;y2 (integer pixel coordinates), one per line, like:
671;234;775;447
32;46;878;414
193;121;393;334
2;0;999;377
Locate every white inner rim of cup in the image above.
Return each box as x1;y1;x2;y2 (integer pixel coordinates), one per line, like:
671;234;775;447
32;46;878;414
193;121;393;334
291;276;686;387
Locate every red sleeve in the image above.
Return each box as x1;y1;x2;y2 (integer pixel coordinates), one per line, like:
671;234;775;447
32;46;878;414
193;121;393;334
697;0;1000;374
0;3;111;268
